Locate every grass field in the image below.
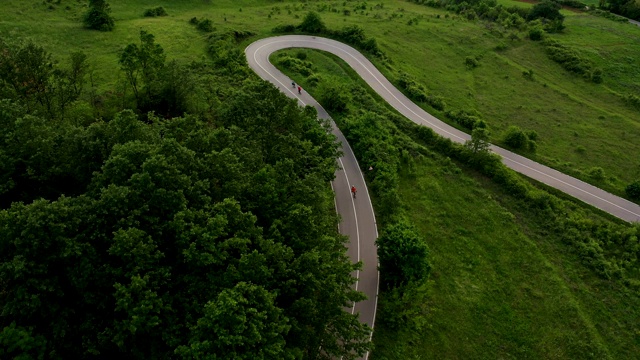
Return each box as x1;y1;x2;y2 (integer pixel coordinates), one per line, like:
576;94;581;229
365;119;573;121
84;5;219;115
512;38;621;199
274;46;640;359
2;0;637;198
2;1;640;358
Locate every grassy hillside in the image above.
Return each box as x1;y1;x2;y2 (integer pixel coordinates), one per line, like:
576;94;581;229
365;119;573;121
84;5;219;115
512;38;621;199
1;0;639;358
1;0;637;198
274;46;640;359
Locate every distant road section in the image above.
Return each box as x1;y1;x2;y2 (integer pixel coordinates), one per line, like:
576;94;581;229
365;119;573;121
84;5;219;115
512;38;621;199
246;35;640;224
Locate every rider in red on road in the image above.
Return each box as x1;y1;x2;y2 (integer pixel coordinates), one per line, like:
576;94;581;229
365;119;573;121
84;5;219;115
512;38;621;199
351;185;357;198
298;85;302;94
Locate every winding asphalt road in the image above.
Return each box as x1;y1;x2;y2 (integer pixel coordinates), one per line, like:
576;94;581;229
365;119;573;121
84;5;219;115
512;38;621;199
245;35;640;356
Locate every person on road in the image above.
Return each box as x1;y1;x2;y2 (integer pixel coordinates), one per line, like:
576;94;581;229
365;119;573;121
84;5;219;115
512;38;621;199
351;185;357;199
292;81;295;88
298;85;302;94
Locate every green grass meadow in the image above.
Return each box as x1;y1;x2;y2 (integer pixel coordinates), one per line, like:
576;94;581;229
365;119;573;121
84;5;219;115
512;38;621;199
275;46;640;359
2;1;638;198
2;1;640;358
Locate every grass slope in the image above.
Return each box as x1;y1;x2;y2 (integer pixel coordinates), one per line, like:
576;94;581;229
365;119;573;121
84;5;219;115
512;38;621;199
273;47;640;359
1;0;638;196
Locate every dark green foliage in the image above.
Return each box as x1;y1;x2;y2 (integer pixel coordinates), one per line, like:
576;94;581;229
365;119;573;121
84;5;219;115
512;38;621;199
0;40;87;120
333;25;384;57
465;126;491;155
529;25;544;41
528;0;564;21
557;0;587;8
196;18;214;32
143;6;168;17
465;56;480;69
119;31;166;109
376;220;431;289
317;80;351;113
523;68;535;79
0;78;371;358
542;39;602;82
622;93;640;109
445;109;482;130
397;72;446;111
502;132;526;150
626;180;640;200
343;112;402;222
298;11;326;34
0;322;48;359
83;0;114;31
588;8;629;22
205;31;252;73
276;54;315;76
272;23;296;33
588;166;606;181
604;0;640;21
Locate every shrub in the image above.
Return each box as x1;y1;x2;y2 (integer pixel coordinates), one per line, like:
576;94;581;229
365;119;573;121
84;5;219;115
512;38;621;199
333;25;384;57
625;180;640;200
503;125;528;149
298;12;326;33
446;110;481;130
196;18;214;32
529;26;544;41
84;0;115;31
542;39;600;81
588;167;606;181
276;55;315;76
317;80;351;113
465;56;479;69
272;24;296;33
622;93;640;109
143;6;168;17
528;0;564;21
590;68;603;84
375;220;431;290
189;17;199;25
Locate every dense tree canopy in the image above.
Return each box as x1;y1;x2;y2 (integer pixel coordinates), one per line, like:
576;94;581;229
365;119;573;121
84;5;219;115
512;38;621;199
0;34;370;358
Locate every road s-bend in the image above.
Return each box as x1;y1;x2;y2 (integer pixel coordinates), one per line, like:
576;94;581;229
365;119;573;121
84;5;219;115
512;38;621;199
245;35;640;358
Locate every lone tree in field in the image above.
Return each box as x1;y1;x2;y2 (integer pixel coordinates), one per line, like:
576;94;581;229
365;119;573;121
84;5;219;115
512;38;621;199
84;0;115;31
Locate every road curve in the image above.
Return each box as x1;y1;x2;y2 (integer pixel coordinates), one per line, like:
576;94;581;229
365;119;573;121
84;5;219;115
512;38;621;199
246;35;640;224
245;34;640;355
245;36;380;359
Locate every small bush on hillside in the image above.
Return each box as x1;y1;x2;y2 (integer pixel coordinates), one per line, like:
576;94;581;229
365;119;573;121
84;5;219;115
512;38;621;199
84;0;115;31
276;55;315;77
528;1;564;22
523;69;534;80
626;180;640;200
503;125;537;152
143;7;168;17
529;26;544;41
588;167;606;181
196;18;214;32
298;12;326;33
543;39;601;82
272;24;296;33
446;110;481;130
465;56;479;69
622;93;640;109
318;81;351;113
589;9;629;22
